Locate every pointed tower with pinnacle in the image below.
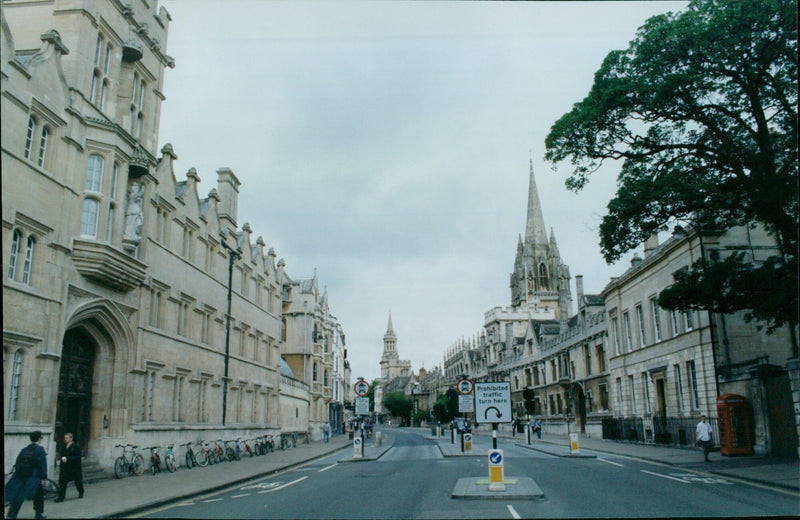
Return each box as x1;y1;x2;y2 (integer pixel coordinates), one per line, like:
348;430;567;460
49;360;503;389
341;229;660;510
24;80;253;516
379;311;411;381
510;158;572;324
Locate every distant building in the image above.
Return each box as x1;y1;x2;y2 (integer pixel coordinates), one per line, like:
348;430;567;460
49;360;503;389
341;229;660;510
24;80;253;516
379;312;411;382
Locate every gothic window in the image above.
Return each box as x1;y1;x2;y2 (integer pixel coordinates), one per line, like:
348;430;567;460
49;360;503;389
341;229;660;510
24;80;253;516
8;229;21;280
142;370;156;421
8;350;23;420
21;236;34;285
313;362;318;382
37;126;49;168
538;263;548;290
91;34;112;109
24;116;36;159
81;199;100;238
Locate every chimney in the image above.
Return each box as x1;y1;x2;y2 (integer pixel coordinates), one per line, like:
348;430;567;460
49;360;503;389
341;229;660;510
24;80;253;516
216;167;240;233
575;275;584;308
630;253;643;268
644;232;659;258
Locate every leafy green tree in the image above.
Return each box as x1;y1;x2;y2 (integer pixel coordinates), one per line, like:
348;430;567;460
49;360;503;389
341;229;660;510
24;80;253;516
413;409;430;426
431;391;458;422
544;0;797;352
382;392;413;423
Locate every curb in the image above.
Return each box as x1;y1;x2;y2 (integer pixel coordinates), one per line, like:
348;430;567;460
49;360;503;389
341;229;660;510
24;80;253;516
94;443;351;519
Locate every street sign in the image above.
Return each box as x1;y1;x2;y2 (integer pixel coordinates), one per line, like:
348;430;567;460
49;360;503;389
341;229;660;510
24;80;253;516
354;380;371;397
488;449;505;491
355;397;370;415
458;394;474;413
474;382;512;424
456;379;474;395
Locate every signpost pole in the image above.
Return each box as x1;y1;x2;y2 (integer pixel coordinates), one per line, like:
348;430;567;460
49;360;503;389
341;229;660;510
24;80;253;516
492;422;498;450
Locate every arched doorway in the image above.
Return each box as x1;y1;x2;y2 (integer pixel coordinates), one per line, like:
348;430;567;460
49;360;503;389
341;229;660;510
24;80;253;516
55;328;96;456
575;385;587;433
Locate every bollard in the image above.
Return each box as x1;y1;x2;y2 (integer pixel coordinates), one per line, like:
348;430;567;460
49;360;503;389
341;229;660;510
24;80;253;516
353;436;363;458
526;423;531;445
569;433;580;454
464;432;472;453
375;432;382;447
488;449;505;491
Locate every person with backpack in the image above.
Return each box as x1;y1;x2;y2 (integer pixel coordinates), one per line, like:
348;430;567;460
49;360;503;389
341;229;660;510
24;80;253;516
5;430;48;519
54;432;84;502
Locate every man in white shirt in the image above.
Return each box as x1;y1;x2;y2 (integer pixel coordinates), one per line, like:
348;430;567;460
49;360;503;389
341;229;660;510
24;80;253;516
696;415;713;462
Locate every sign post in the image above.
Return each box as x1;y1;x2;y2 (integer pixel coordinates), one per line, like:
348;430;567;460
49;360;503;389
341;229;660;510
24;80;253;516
457;377;474;453
475;382;512;449
353;378;371;458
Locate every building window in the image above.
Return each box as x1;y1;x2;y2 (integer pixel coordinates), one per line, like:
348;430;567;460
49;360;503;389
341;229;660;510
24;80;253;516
81;199;100;237
684;310;694;331
85;154;104;191
623;312;633;351
616;378;623;415
687;361;700;410
8;229;21;280
201;308;213;344
628;375;636;414
599;383;609;411
612;316;621;355
198;379;207;423
8;351;23;420
173;376;184;422
538;263;548;290
37;126;49;167
156;206;169;244
636;304;647;347
142;370;155;421
177;300;190;337
642;373;651;414
21;236;34;285
105;206;115;242
584;345;592;375
650;297;662;342
24;116;36;159
596;345;606;373
671;309;680;337
90;36;112;108
313;362;318;382
674;364;684;413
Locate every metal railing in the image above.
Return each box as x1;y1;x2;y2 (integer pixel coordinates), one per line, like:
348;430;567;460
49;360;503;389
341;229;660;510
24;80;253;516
601;415;719;447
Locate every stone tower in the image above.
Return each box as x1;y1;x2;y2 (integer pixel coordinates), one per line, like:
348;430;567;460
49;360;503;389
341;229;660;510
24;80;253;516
379;312;411;381
509;159;572;325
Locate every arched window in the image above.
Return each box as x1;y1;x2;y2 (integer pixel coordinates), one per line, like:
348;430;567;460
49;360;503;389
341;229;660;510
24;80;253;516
22;235;34;285
37;126;49;167
313;362;318;382
8;229;21;280
8;350;23;420
24;116;36;159
538;263;549;290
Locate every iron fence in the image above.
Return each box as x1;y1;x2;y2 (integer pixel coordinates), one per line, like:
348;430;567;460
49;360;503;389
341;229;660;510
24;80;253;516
602;415;718;447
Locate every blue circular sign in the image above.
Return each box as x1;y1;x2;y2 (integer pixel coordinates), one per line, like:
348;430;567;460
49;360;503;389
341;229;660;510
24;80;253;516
354;437;361;445
489;451;502;464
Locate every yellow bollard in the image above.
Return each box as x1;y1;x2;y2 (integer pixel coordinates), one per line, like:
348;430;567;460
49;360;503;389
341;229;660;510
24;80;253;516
570;433;580;454
488;449;505;491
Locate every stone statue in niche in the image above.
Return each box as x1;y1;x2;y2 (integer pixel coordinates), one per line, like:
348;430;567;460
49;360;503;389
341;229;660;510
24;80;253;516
123;181;144;241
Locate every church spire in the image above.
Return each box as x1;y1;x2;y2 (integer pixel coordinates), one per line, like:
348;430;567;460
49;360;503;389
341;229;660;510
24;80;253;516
524;156;548;248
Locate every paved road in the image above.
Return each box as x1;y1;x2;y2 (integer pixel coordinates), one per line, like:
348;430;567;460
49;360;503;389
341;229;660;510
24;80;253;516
139;429;798;519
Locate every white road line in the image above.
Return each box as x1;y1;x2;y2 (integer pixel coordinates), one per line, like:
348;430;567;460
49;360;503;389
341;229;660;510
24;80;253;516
231;494;250;498
318;464;337;473
641;470;690;483
258;476;308;494
203;498;225;502
507;504;521;519
597;458;625;467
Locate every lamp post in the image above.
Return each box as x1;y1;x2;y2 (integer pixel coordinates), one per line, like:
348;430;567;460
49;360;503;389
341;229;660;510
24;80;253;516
220;237;241;426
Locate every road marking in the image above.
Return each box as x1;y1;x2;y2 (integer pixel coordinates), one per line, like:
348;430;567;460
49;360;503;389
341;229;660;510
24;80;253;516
641;470;690;483
318;463;337;473
258;476;308;494
669;472;733;485
241;482;282;490
231;494;250;498
507;505;521;519
203;498;225;502
597;458;624;467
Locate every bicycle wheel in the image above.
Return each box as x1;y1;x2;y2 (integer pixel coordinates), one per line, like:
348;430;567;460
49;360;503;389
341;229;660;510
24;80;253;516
195;449;208;467
114;457;127;479
42;478;59;500
225;447;236;462
185;451;194;469
166;456;177;473
133;454;145;476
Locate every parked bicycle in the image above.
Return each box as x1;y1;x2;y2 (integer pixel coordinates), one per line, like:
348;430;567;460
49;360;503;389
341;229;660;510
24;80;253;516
213;440;225;464
239;438;254;458
182;441;207;469
144;446;161;475
113;444;145;479
163;444;177;473
224;439;240;462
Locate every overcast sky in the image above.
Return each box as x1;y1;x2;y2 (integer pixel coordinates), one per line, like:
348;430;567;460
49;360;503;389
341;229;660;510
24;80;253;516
158;0;687;383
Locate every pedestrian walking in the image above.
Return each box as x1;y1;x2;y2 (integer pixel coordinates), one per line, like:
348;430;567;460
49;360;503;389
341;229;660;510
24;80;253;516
323;423;331;443
55;432;84;502
5;430;48;519
696;415;713;462
534;419;542;439
511;419;517;437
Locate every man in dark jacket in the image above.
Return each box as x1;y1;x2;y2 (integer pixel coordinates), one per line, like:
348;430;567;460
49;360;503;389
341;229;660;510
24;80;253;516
55;432;84;501
5;430;48;519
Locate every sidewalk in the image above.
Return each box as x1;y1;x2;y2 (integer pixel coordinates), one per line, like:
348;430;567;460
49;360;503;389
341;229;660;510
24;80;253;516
462;427;799;492
7;434;362;519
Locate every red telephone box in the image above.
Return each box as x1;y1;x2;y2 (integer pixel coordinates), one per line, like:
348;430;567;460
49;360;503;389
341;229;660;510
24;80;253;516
716;394;753;456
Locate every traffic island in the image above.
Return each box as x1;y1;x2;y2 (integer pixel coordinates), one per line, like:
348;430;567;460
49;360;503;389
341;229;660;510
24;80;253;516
451;477;544;500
